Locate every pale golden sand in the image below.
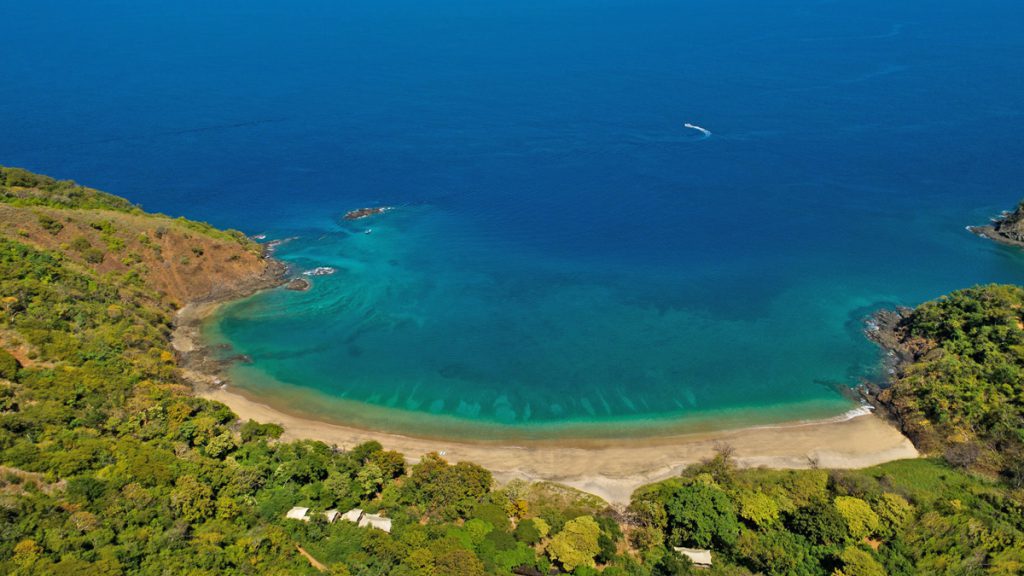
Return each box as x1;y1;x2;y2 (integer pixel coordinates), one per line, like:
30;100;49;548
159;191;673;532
198;385;918;504
175;302;918;505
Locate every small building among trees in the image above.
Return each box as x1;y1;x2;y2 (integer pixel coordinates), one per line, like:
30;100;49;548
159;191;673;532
358;513;392;533
285;507;310;522
340;508;364;523
674;547;712;568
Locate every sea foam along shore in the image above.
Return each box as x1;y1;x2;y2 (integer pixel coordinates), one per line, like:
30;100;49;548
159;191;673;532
174;299;918;505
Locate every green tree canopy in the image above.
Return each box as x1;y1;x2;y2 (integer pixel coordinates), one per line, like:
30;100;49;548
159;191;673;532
834;496;880;540
0;348;19;381
833;546;886;576
547;515;602;573
662;483;740;549
738;490;781;529
405;453;492;520
786;500;850;547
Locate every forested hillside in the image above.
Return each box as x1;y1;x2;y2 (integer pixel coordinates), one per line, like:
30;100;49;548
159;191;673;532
877;285;1024;485
0;167;1022;575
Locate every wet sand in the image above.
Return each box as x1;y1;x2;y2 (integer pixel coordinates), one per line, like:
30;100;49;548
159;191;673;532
196;384;918;504
175;299;918;505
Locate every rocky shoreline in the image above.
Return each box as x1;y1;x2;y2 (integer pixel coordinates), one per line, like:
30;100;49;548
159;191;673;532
860;305;945;443
967;200;1024;249
285;277;312;291
855;200;1024;449
172;251;288;391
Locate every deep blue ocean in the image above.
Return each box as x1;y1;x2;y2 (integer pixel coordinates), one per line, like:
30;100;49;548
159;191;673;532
4;0;1024;437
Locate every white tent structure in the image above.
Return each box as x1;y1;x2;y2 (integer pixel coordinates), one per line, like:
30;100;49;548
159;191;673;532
285;507;310;522
358;513;392;533
674;547;712;567
340;508;364;523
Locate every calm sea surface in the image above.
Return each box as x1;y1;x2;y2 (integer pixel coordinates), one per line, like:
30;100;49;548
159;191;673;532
4;0;1024;437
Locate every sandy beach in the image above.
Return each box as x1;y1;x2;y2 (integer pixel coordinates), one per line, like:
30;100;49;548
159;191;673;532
175;302;919;505
197;385;917;504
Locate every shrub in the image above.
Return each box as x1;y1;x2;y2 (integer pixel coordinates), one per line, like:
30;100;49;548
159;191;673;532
0;348;20;380
240;420;284;442
472;502;511;532
37;214;63;234
70;237;91;252
83;247;105;263
944;442;982;469
514;518;544;545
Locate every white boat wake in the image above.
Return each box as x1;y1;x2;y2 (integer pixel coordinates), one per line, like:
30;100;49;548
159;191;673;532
684;122;712;139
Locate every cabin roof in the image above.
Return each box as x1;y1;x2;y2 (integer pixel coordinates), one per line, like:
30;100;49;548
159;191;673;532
286;507;310;521
674;547;713;566
341;508;364;523
358;513;392;533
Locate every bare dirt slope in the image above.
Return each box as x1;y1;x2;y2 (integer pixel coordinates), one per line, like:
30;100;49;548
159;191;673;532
0;203;283;307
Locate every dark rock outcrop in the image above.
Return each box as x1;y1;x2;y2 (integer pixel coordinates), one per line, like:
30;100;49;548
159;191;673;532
968;200;1024;248
861;306;943;435
343;206;392;220
285;278;311;291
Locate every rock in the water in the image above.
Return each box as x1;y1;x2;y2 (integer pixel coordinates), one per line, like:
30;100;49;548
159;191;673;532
303;266;336;276
343;206;392;220
286;278;311;291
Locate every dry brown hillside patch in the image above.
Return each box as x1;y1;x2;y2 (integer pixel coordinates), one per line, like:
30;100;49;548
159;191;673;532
0;204;278;307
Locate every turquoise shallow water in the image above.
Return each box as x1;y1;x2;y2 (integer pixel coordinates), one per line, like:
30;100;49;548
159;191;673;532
201;201;1024;437
2;0;1024;437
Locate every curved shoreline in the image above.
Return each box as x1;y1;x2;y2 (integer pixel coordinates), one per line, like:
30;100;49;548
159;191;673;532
207;362;875;442
174;294;919;505
197;385;918;504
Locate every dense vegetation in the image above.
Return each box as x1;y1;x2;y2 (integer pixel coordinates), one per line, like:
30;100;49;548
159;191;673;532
0;234;604;575
0;165;251;247
0;166;137;212
628;453;1023;575
880;285;1024;486
0;167;1022;574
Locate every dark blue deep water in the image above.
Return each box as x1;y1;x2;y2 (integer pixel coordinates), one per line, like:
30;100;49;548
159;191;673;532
4;0;1024;436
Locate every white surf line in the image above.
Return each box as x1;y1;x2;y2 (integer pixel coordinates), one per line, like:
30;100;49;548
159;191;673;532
683;122;712;139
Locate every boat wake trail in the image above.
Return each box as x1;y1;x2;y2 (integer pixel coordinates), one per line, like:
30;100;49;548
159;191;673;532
684;123;712;139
